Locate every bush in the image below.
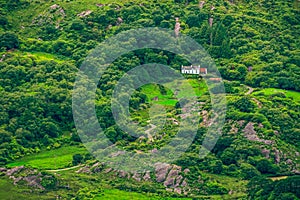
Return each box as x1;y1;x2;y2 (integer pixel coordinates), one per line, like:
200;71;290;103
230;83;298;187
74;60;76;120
0;32;19;49
72;154;84;165
256;159;279;174
233;96;256;113
205;182;229;195
240;163;260;179
41;175;57;189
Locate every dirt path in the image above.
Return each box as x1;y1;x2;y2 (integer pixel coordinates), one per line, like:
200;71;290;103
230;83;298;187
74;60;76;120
268;176;288;181
46;164;83;172
252;97;262;108
245;85;254;95
145;124;156;142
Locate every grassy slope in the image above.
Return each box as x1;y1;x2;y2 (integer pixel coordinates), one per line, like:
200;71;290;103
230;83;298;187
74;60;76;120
7;0;172;33
253;88;300;102
141;79;207;106
6;146;88;170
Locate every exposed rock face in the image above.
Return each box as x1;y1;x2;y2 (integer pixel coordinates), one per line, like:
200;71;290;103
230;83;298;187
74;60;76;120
243;122;256;135
286;159;293;165
274;149;281;164
154;163;171;182
209;17;213;27
181;178;188;187
110;150;126;157
2;166;51;190
174;17;181;37
237;120;245;127
75;162;191;195
164;177;175;187
77;10;92;17
23;175;44;190
118;170;129;178
261;149;271;159
174;187;182;194
199;1;205;8
183;168;190;174
175;175;183;187
32;4;65;27
50;4;60;10
117;17;123;25
76;166;91;174
143;171;151;181
243;122;273;144
104;168;112;173
6;166;24;176
132;172;142;182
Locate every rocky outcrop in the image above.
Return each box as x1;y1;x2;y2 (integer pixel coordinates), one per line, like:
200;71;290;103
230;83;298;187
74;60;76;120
32;4;65;27
243;122;273;145
174;17;181;37
154;163;171;182
74;161;192;195
261;149;270;159
76;166;91;174
77;10;92;17
143;171;151;181
199;1;205;9
2;167;48;190
6;166;24;176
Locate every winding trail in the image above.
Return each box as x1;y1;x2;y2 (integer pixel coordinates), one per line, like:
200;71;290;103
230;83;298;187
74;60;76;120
145;124;156;142
46;164;83;172
245;85;254;95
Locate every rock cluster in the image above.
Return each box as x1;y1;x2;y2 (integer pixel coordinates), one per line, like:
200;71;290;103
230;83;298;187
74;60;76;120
76;161;191;194
1;166;45;190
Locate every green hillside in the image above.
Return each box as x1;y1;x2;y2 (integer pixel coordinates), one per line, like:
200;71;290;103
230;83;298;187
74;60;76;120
0;0;299;199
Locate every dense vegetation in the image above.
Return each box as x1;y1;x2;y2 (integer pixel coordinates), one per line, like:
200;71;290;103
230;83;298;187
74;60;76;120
0;0;299;199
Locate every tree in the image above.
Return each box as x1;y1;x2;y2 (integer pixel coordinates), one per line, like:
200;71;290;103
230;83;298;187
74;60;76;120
0;16;8;27
71;20;85;31
72;154;84;165
233;96;256;113
186;14;201;28
210;160;223;174
220;149;236;165
0;32;19;50
41;175;57;189
247;176;273;199
241;163;260;179
256;159;279;174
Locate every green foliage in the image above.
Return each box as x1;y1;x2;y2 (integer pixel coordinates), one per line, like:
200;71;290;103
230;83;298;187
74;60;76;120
72;154;84;166
0;0;299;198
233;96;256;113
0;32;19;49
240;163;260;180
205;182;229;195
41;174;57;189
247;176;300;199
255;159;279;174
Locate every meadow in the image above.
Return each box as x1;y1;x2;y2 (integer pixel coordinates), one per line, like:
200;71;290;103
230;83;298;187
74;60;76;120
6;145;88;170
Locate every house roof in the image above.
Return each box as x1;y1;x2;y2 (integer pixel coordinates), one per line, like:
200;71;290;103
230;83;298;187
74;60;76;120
182;65;200;70
200;68;207;72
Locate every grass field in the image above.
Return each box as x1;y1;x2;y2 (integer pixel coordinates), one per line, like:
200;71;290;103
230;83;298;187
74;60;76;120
141;79;207;106
6;146;88;170
95;189;191;200
253;88;300;102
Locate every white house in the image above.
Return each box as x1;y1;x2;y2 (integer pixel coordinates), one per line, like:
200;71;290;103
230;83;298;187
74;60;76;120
181;65;207;75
